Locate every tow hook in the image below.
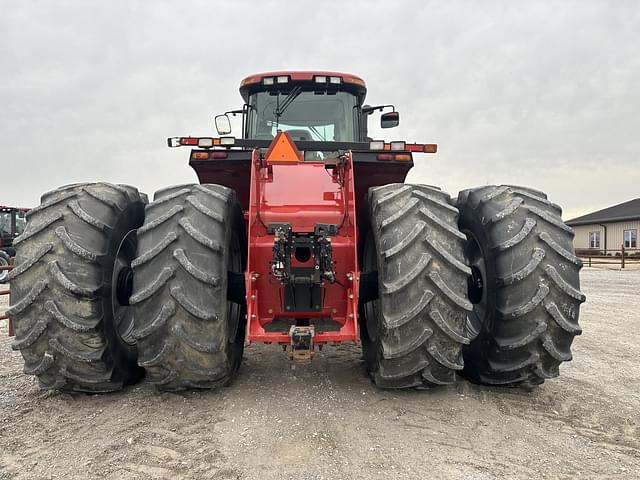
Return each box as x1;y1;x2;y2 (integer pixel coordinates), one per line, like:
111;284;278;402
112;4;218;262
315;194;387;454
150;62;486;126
289;325;315;363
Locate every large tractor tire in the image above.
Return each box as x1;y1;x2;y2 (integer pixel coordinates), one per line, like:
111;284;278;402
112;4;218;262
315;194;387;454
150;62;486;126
131;184;246;391
0;250;9;283
457;185;586;386
8;183;147;392
360;184;475;388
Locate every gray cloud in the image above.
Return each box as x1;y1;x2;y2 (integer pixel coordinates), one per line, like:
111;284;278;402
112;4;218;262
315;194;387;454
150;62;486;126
1;0;639;219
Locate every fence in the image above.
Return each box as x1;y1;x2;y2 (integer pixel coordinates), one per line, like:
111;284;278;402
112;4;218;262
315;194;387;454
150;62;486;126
577;245;640;269
0;263;13;336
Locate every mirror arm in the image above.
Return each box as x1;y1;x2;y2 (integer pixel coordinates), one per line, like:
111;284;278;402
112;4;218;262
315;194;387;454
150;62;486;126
362;104;396;115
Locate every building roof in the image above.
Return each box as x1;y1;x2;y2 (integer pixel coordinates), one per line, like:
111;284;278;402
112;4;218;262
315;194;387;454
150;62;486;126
566;198;640;226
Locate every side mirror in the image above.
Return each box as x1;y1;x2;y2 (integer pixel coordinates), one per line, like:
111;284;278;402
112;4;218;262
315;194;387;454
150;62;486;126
381;111;399;129
215;114;232;135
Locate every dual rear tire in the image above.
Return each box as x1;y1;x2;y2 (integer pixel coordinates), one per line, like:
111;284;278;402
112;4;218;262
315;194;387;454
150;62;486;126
8;183;146;392
361;184;585;389
457;186;585;386
9;182;244;392
360;184;474;388
130;184;246;391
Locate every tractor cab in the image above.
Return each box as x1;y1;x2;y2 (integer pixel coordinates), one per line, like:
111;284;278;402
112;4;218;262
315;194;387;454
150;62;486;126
215;71;399;143
0;206;28;252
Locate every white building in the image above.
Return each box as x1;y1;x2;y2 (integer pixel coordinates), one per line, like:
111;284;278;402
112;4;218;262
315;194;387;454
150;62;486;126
566;198;639;253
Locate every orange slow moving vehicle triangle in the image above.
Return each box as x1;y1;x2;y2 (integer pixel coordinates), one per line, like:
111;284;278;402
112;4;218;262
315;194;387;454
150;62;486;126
265;131;304;163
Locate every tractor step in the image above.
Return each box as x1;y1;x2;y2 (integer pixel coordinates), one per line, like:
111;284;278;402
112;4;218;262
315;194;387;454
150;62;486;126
288;326;315;363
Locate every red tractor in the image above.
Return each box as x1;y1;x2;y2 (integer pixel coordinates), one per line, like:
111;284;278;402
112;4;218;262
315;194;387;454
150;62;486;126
7;71;585;392
0;206;29;283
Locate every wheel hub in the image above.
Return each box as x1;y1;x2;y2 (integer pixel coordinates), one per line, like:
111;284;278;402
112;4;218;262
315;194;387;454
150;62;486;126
116;266;134;306
112;230;138;345
462;230;489;336
468;265;484;304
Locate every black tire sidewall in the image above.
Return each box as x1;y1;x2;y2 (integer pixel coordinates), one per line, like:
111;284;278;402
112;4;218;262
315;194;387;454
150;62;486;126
359;230;382;375
226;201;247;377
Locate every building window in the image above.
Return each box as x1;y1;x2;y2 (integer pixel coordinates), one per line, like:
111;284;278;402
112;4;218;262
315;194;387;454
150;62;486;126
624;229;637;248
589;231;601;249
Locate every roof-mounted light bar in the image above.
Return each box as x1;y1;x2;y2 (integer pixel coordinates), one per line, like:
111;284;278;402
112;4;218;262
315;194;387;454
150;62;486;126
314;75;342;84
263;76;290;85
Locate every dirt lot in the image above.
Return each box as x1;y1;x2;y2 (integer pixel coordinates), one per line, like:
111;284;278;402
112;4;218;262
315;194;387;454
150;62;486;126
0;268;639;479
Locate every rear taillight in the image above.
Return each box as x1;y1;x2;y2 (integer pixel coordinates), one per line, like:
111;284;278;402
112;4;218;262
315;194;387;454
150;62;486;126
191;151;229;160
422;144;437;153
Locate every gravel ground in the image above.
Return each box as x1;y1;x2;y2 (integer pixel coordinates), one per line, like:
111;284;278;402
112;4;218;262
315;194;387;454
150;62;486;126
0;268;639;479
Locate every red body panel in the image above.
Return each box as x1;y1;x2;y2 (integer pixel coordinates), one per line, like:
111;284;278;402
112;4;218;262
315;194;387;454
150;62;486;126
191;160;252;211
191;158;411;228
352;162;412;218
244;143;359;344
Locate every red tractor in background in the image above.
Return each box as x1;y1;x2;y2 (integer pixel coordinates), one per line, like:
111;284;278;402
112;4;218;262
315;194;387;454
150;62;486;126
0;206;29;283
7;71;585;392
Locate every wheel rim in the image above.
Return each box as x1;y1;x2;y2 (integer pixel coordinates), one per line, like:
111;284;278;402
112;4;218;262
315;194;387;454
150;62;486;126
112;230;137;345
462;230;488;337
0;255;8;282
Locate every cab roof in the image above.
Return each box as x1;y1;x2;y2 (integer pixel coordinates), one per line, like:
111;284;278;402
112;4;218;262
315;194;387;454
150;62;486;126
239;71;367;102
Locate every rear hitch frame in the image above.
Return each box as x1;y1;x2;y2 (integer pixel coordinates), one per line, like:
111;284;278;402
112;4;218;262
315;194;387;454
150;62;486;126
288;325;315;363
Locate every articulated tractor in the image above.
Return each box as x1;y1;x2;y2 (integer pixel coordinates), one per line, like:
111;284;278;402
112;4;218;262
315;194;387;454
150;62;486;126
8;72;585;392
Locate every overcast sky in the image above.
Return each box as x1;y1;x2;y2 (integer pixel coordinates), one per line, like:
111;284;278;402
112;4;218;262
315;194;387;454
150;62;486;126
1;0;639;220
